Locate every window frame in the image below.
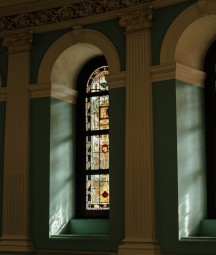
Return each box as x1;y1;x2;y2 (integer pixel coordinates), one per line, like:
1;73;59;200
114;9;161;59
76;56;109;219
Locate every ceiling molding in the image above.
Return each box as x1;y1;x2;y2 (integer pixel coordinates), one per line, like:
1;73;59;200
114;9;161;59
151;63;206;87
0;0;187;35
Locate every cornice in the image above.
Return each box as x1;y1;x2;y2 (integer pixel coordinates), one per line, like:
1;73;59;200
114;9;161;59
0;0;153;33
151;63;206;87
0;0;187;35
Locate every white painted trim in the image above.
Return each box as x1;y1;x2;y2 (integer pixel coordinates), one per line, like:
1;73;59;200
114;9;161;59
151;63;206;87
151;64;176;82
176;63;206;87
160;1;216;71
29;84;51;99
38;28;120;85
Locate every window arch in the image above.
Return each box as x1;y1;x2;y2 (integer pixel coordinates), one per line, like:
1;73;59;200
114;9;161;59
204;40;216;219
76;56;109;218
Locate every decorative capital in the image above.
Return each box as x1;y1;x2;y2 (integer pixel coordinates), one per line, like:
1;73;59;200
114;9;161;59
72;25;84;42
198;0;208;16
3;32;32;54
118;6;153;33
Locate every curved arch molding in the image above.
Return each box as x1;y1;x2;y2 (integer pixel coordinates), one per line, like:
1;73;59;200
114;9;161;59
30;27;125;101
152;1;216;87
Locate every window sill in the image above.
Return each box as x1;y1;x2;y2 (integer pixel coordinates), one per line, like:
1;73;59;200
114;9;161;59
54;219;109;237
181;236;216;242
50;234;109;240
180;219;216;242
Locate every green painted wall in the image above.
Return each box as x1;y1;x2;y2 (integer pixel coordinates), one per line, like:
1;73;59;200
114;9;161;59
29;87;125;252
153;80;216;255
49;98;76;236
30;97;51;247
0;102;5;235
153;79;179;253
86;19;126;71
31;28;71;84
176;80;207;238
152;0;197;65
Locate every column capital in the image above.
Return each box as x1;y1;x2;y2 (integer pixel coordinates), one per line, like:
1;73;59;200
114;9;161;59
198;0;208;16
3;32;32;54
118;6;153;33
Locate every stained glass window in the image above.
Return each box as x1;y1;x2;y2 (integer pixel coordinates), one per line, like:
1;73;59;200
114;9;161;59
76;57;109;218
85;66;110;211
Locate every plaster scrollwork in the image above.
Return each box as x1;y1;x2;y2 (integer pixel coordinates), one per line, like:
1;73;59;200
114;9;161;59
118;6;153;33
3;31;32;53
0;0;154;32
198;0;208;16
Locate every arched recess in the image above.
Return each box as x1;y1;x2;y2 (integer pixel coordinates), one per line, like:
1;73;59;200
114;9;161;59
38;27;121;237
160;1;216;72
38;27;120;88
158;0;216;239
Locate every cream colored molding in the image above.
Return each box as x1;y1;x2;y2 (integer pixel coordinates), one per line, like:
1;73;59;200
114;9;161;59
0;87;6;101
176;63;206;87
3;32;32;54
106;71;126;89
151;63;206;87
0;0;187;18
38;28;120;87
160;1;216;70
151;64;176;82
118;6;153;32
198;0;209;16
29;84;51;98
0;0;188;35
51;83;78;104
29;83;78;102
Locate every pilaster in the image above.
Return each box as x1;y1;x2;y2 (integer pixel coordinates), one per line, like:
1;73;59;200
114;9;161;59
118;7;160;255
0;32;33;252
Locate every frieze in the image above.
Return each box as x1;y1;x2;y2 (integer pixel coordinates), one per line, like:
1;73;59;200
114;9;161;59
0;0;153;32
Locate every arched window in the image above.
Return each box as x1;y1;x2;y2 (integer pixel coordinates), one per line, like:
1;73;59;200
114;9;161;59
76;56;109;218
204;40;216;219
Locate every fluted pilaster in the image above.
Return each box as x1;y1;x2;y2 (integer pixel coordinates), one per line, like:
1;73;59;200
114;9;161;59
118;7;160;255
0;32;33;252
